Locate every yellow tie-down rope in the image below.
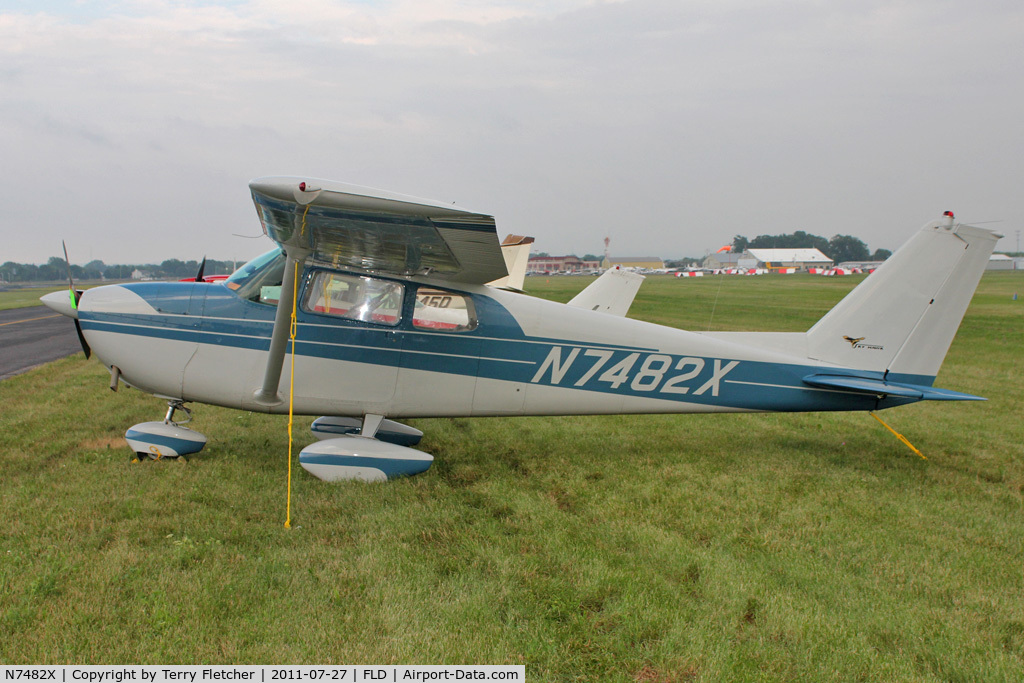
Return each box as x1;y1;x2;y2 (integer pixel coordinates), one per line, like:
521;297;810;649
869;411;926;460
286;204;310;528
285;263;299;528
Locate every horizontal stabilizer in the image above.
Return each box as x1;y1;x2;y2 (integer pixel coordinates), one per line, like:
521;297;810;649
802;374;985;401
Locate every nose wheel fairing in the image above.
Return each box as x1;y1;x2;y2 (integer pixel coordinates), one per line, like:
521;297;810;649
125;401;207;461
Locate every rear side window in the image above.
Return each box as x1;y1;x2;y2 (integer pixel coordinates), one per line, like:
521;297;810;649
413;287;477;332
303;271;403;326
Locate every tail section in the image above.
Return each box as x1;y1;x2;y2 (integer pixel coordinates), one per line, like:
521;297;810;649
488;235;535;291
806;215;1000;378
568;266;645;317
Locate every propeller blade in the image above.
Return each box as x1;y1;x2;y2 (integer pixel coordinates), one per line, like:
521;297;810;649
74;319;92;360
195;256;207;283
61;241;89;357
61;240;81;307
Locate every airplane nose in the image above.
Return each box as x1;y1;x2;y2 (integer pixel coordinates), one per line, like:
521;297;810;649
40;290;79;319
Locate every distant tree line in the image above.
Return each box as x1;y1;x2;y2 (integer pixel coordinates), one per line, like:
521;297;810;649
0;258;237;283
730;232;891;264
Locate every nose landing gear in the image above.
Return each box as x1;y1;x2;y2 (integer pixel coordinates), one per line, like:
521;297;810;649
126;400;208;463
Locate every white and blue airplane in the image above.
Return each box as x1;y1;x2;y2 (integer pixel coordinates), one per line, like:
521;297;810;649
42;178;998;481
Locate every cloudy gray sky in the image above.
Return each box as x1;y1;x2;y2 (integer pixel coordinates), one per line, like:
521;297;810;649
2;0;1021;265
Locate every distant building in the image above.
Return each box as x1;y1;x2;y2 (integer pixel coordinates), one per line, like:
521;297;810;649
987;254;1017;270
527;255;599;273
704;248;832;272
704;252;739;269
601;256;665;270
747;248;833;271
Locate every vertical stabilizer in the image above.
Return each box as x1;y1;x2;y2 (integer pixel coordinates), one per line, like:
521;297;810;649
567;267;645;317
488;235;535;291
806;216;999;378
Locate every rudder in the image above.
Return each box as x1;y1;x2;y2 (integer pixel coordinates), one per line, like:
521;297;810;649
806;215;1000;379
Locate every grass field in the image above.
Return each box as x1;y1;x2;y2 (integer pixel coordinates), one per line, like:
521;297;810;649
1;272;1023;680
0;283;110;311
0;287;62;311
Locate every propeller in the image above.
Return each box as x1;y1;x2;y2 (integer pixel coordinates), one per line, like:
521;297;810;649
61;241;92;360
194;256;207;283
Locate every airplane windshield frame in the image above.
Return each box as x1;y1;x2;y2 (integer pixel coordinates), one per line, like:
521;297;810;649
225;248;287;305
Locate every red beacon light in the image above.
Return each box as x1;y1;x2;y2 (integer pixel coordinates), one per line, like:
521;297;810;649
943;210;954;218
299;182;307;191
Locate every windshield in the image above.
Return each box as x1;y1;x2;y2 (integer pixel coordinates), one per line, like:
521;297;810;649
225;248;286;305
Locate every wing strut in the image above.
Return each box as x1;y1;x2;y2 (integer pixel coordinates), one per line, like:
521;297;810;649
254;247;310;406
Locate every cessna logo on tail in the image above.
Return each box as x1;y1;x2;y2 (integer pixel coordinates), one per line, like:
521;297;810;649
844;335;883;350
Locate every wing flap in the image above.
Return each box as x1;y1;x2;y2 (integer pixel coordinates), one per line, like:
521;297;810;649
250;177;507;285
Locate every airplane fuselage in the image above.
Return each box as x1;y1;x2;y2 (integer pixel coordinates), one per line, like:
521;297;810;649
76;266;924;420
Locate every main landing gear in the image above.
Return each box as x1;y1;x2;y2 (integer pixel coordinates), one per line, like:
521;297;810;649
299;414;433;482
125;400;208;462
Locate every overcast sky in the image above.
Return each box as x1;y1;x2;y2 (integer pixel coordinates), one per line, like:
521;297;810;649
2;0;1021;266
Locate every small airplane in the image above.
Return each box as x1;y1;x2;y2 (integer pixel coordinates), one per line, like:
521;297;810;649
42;180;999;481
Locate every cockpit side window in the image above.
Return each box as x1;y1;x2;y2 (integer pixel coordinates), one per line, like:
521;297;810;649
225;248;286;305
413;287;477;332
302;271;404;326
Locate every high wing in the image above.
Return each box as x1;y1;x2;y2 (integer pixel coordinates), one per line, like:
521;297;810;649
249;177;507;285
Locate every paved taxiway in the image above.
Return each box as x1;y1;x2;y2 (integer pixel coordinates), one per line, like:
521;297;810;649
0;305;83;380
